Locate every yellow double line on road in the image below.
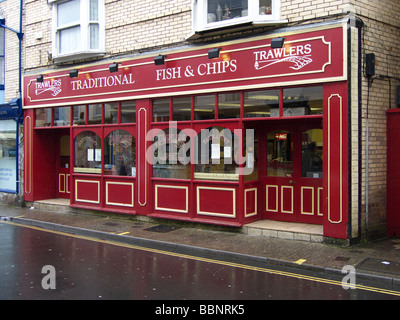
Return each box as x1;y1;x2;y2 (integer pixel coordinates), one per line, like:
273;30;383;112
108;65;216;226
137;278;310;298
2;220;400;298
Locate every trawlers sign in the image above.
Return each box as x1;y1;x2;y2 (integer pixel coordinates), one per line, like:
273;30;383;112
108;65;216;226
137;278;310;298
23;24;346;108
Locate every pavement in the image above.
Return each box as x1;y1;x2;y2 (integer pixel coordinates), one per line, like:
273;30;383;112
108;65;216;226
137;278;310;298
1;203;400;292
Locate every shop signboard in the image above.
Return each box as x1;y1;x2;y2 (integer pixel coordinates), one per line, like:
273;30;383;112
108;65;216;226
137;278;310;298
23;23;346;108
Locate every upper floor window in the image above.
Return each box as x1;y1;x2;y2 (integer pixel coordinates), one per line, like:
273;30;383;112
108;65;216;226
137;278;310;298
192;0;283;32
51;0;105;63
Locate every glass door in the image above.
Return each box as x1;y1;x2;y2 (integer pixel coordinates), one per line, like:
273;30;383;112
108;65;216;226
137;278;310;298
57;134;71;199
264;128;297;221
263;124;323;224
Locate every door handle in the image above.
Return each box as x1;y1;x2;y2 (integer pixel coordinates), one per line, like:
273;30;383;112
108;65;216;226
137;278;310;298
289;180;296;184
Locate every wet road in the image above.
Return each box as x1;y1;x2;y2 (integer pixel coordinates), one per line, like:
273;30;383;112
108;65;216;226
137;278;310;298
0;221;399;302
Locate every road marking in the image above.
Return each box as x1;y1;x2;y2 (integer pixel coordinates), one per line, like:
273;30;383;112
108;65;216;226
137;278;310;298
2;220;400;297
294;259;307;265
118;231;130;235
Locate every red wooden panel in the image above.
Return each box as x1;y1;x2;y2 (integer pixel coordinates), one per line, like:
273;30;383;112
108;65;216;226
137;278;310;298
281;186;293;213
155;185;188;213
197;187;235;217
266;185;278;212
318;187;323;216
75;179;100;204
301;187;314;215
245;188;257;216
106;182;134;207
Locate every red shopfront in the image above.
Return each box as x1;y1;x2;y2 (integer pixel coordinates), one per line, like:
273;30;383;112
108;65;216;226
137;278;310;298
23;22;349;239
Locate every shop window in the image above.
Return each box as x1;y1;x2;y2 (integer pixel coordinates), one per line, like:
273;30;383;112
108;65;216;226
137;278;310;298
153;99;170;122
194;126;239;181
74;131;101;174
283;86;323;116
302;129;323;178
173;97;191;121
267;130;293;177
194;95;215;120
121;100;136;123
73;105;86;125
244;89;279;118
104;130;136;176
53;107;71;126
104;102;118;124
218;93;240;119
152;128;191;179
51;0;105;62
88;104;102;125
35;108;51;127
192;0;282;32
0;120;17;192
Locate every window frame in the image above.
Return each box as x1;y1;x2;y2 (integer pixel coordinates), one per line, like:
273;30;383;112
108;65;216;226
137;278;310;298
51;0;105;63
192;0;284;33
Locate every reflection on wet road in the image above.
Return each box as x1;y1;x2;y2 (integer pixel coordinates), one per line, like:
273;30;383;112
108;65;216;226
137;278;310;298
0;222;399;300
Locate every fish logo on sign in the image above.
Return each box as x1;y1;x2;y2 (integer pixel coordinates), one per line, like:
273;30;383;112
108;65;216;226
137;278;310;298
35;79;62;97
254;43;313;71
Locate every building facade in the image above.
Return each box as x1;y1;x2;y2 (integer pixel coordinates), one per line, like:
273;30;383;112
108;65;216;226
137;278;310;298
2;0;399;241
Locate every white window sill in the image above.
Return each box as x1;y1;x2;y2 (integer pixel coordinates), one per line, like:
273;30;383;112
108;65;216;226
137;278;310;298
53;51;106;64
187;19;288;40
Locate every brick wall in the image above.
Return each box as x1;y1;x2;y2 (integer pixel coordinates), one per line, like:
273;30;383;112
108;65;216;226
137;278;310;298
351;0;400;238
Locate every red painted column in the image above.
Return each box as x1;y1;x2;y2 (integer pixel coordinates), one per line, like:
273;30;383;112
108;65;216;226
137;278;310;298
136;99;152;215
23;109;34;201
323;83;349;239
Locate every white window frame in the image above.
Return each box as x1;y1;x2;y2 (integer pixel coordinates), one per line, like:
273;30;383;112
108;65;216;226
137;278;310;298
192;0;285;33
51;0;105;63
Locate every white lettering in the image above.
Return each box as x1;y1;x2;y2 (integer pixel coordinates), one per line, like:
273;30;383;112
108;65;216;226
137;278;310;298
155;304;189;318
71;73;135;90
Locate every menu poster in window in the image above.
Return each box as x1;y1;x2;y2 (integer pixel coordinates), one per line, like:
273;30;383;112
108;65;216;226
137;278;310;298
87;149;94;161
211;144;220;159
95;149;101;162
224;146;231;159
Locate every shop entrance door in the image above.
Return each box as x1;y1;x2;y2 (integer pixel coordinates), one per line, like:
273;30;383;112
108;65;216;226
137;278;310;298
56;134;71;199
262;123;323;224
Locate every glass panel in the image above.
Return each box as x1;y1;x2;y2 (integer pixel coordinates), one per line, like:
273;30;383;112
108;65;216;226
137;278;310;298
57;0;80;26
153;99;170;122
35;108;51;127
89;24;99;49
244;129;258;181
267;130;293;177
218;92;240;119
59;26;81;54
88;104;102;125
172;97;191;121
89;0;98;20
0;120;17;192
283;86;323;116
194;95;215;120
302;129;323;178
74;131;101;174
121;100;136;123
104;103;118;124
244;89;279;118
207;0;248;23
0;57;4;86
259;0;272;15
53;107;71;126
152;128;191;179
73;105;86;126
104;130;136;176
59;135;70;168
194;126;239;181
